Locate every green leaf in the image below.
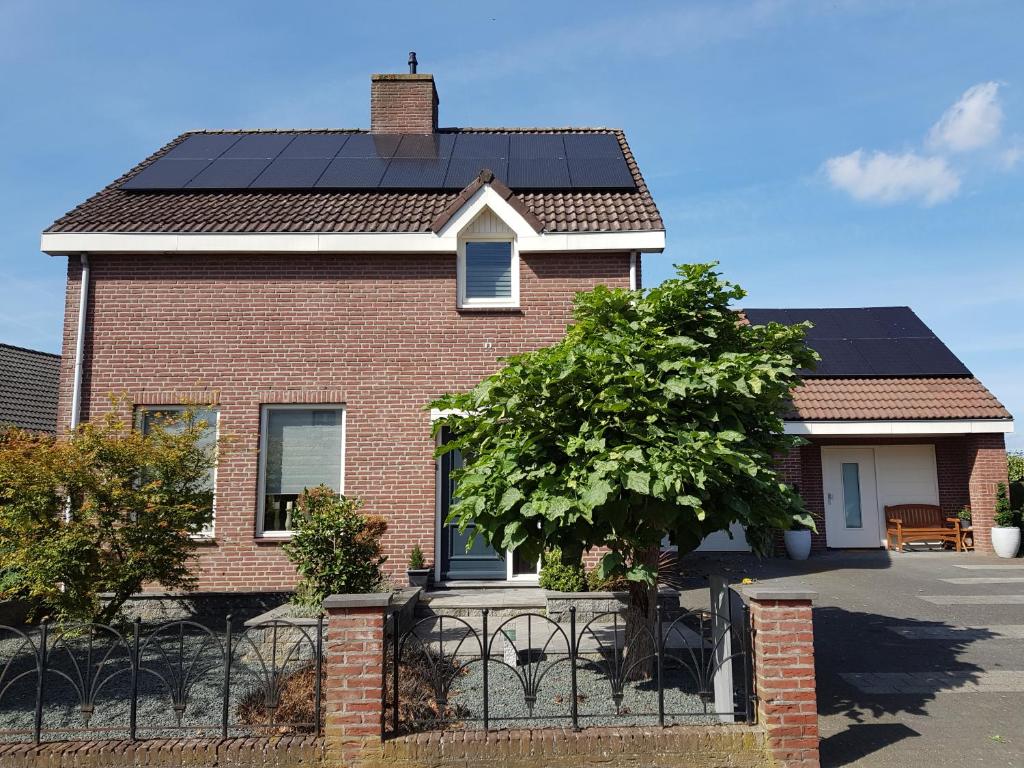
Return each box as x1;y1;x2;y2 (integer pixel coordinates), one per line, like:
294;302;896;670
626;564;657;584
596;551;623;580
498;487;524;513
625;470;650;495
581;477;613;510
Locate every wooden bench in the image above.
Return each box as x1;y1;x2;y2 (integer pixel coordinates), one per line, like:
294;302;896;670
884;504;962;552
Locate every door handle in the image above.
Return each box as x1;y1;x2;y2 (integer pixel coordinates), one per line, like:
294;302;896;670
827;492;833;505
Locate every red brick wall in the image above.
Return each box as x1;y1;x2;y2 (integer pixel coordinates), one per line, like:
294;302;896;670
370;74;438;134
966;433;1009;553
57;251;631;590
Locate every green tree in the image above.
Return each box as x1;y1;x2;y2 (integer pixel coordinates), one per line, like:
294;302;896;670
0;407;217;624
430;264;817;672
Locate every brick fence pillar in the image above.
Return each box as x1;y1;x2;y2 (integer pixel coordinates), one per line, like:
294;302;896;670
966;433;1008;554
742;587;819;768
322;594;390;766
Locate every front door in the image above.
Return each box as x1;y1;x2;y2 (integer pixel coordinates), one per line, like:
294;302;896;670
822;448;882;548
438;435;506;581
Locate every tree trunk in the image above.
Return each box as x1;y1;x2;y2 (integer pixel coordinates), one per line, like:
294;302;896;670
623;546;660;681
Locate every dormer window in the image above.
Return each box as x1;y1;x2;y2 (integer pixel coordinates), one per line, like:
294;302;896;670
458;238;519;309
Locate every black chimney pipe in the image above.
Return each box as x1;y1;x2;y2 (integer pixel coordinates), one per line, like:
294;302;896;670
408;52;418;74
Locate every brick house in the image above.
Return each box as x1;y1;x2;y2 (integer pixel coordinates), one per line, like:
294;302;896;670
40;65;1012;593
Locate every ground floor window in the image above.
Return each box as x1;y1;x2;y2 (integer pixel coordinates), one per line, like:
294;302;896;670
136;405;219;537
258;405;345;536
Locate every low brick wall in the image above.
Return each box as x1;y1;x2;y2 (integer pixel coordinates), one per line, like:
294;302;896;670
0;736;325;767
357;726;771;768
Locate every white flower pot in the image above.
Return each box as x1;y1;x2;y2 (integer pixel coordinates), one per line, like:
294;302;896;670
784;529;812;561
991;526;1021;559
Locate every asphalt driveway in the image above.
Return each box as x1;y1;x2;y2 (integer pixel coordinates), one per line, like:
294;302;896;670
682;549;1024;767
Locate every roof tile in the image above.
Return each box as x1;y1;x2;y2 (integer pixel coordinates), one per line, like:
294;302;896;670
787;377;1011;421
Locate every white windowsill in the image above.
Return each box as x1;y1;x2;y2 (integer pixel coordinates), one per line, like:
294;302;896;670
255;532;294;541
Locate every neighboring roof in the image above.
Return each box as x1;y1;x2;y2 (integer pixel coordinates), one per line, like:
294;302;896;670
788;378;1011;421
0;344;61;433
743;306;969;377
46;128;663;235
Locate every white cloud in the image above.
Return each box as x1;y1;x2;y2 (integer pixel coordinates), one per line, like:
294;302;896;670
927;81;1004;153
1001;140;1023;170
824;149;960;206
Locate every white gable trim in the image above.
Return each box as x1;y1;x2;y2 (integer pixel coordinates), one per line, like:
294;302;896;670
784;419;1014;436
40;183;666;256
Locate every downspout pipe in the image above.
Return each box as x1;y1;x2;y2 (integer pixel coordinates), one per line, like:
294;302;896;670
69;253;90;430
629;250;638;291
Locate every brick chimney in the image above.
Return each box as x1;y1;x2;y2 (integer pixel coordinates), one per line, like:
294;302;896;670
370;70;439;134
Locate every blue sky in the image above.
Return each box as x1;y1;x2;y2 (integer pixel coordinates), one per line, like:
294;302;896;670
2;0;1021;447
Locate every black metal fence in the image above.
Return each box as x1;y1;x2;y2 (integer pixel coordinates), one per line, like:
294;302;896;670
383;601;754;736
0;617;324;743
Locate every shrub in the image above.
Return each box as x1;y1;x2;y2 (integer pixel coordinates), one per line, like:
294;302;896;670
283;486;387;607
0;408;217;623
538;548;587;592
408;545;425;570
993;483;1018;528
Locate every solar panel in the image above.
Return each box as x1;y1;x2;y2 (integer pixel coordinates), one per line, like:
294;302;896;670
903;337;970;375
278;135;350;159
567;156;635;188
393;133;455;159
562;133;622;159
315;157;390;188
121;158;212;189
444;158;508;188
221;134;295;159
334;133;401;159
507;158;571;188
380;158;452;189
163;135;240;159
122;131;636;191
452;133;509;159
743;307;971;377
509;133;565;160
186;158;272;189
250;158;332;189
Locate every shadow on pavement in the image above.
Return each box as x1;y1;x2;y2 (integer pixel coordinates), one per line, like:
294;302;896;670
815;606;992;767
820;722;921;767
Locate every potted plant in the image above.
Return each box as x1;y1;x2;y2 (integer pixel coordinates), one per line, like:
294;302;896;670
407;545;431;588
991;483;1021;559
958;505;972;528
784;520;813;561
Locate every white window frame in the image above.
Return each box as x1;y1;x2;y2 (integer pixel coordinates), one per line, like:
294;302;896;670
135;405;219;540
457;235;519;309
256;403;347;540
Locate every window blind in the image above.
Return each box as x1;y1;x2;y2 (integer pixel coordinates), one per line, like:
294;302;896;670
264;408;343;495
465;241;512;300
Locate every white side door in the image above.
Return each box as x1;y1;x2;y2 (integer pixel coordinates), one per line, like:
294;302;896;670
822;448;881;548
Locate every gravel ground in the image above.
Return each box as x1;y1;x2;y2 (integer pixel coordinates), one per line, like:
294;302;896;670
392;652;745;731
0;621;321;743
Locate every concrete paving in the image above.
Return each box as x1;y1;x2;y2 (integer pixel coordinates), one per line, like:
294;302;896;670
678;549;1024;767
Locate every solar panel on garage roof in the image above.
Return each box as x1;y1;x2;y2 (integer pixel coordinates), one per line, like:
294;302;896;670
121;132;636;191
742;307;971;377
